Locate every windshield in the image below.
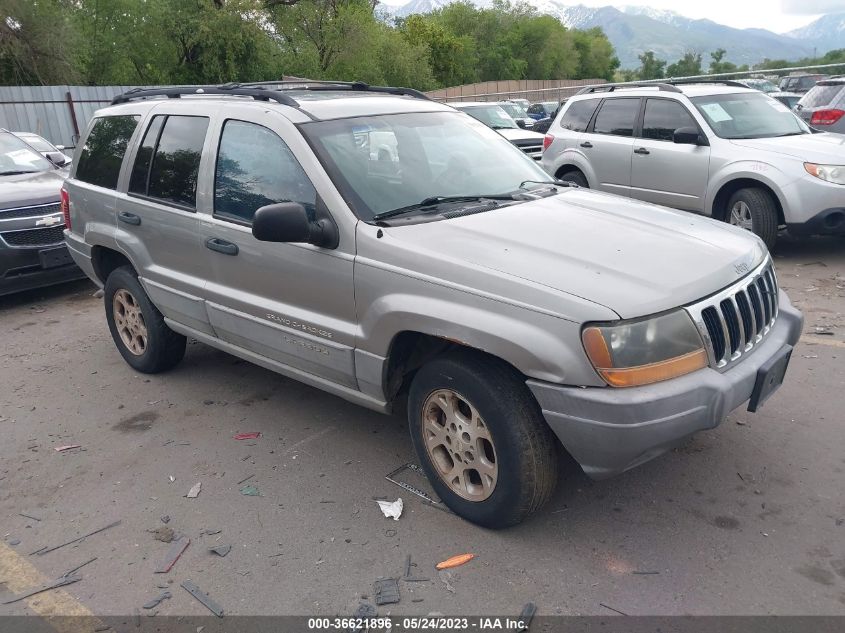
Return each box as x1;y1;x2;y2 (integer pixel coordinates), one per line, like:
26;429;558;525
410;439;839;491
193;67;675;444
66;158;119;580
0;132;52;174
18;134;54;153
499;103;528;119
744;80;777;93
691;92;811;139
301;112;551;221
457;105;518;129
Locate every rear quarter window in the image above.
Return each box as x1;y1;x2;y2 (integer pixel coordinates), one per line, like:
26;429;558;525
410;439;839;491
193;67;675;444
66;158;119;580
75;115;140;189
559;99;600;132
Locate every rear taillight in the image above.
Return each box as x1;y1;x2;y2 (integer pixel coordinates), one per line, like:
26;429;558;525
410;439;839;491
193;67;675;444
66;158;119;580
60;187;70;230
810;109;845;126
543;134;554;151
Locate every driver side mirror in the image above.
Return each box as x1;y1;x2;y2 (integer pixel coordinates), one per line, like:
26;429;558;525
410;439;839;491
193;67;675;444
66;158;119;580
46;151;68;167
252;202;338;249
515;119;527;129
673;127;706;146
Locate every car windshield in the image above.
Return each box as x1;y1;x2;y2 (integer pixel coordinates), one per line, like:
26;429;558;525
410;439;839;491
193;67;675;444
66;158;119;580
18;134;54;153
744;80;777;93
301;111;552;221
456;105;519;129
499;103;528;119
691;92;811;139
0;132;52;174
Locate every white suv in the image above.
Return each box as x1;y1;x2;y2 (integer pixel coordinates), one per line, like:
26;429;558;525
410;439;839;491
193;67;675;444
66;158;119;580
542;81;845;249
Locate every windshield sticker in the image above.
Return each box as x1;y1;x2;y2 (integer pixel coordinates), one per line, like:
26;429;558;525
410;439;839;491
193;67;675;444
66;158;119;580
700;103;733;122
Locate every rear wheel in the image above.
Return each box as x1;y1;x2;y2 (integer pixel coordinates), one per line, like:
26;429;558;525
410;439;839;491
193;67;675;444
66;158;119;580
725;188;779;251
558;169;588;188
104;266;186;373
408;351;558;528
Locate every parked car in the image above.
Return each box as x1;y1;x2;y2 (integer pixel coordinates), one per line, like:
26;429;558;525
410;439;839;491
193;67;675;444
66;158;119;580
795;78;845;134
769;92;803;110
450;102;545;160
527;101;559;120
507;98;530;110
0;128;83;296
64;82;801;527
778;74;827;94
740;78;778;93
13;132;73;169
532;100;567;135
497;101;534;129
542;81;845;248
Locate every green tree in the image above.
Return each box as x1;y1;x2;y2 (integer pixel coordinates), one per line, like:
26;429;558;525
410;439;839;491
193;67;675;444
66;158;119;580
666;51;702;78
637;51;666;80
572;28;619;80
709;48;738;74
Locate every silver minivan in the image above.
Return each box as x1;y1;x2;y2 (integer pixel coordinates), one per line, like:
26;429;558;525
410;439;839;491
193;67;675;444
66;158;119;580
64;82;802;527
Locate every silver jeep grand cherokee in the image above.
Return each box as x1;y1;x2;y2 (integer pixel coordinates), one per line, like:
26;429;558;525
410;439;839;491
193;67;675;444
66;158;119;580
64;81;802;527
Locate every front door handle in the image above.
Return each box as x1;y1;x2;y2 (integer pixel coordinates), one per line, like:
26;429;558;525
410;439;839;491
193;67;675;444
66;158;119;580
580;141;593;148
205;237;239;256
634;147;650;155
118;211;141;225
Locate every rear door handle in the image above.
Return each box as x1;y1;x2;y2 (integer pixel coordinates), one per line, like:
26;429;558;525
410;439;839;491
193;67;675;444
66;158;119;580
117;211;141;226
634;147;650;155
205;237;238;256
580;141;593;148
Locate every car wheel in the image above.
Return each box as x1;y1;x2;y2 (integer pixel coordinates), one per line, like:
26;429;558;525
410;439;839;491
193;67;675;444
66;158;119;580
559;170;588;188
104;266;186;373
408;351;558;528
726;188;778;251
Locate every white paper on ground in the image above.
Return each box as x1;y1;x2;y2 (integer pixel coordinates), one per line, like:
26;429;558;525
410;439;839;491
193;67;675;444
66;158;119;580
186;482;201;498
376;497;403;520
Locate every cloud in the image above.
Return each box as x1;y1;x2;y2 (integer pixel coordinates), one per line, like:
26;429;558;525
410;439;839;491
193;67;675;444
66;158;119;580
781;0;845;14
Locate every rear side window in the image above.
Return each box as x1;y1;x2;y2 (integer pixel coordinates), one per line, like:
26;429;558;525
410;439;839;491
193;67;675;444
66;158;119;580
592;98;640;137
560;99;600;132
129;115;209;209
800;84;844;108
214;120;316;225
75;115;140;189
641;99;698;141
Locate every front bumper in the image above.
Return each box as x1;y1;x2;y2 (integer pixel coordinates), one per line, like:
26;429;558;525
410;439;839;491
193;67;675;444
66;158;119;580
786;207;845;236
0;242;85;297
527;290;803;480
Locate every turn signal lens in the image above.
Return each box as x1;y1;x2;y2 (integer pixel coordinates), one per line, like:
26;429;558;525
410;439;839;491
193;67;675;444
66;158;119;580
582;310;707;388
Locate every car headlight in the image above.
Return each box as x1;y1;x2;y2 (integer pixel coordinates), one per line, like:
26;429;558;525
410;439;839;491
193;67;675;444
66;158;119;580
804;163;845;185
582;310;707;387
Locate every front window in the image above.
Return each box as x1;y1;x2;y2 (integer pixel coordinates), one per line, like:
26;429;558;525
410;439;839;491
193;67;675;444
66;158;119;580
0;131;52;175
20;135;54;153
457;105;518;130
301;112;552;221
691;92;811;139
499;103;528;120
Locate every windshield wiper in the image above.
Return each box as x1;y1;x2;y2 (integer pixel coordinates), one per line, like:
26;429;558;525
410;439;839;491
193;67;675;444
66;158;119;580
519;179;573;189
0;170;37;176
490;125;516;130
372;194;517;223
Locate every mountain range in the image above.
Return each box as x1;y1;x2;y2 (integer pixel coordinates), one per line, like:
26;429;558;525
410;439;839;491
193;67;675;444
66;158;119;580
380;1;844;69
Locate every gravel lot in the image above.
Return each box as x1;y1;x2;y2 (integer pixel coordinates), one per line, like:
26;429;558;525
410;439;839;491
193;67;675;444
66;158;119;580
1;235;844;619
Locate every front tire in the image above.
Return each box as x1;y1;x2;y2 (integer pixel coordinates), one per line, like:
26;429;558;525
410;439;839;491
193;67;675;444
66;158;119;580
558;169;588;188
104;266;186;373
408;351;558;528
726;188;779;250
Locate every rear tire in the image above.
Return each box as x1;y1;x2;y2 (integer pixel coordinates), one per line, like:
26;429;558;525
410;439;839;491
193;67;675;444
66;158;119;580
725;188;779;251
408;350;558;528
558;170;588;188
104;266;186;373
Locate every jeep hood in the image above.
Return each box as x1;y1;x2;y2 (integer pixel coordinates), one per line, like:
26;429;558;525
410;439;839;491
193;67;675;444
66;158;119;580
382;189;766;320
730;132;845;163
0;170;65;210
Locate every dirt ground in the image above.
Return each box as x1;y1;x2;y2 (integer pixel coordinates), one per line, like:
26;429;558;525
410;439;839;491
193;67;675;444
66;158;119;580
1;235;844;620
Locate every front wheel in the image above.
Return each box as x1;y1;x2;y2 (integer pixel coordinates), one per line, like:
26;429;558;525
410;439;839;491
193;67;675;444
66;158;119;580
558;170;588;188
725;188;779;251
408;351;559;528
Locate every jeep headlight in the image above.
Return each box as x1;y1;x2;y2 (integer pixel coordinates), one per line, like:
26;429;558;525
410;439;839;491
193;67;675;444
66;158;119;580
582;310;707;387
804;163;845;185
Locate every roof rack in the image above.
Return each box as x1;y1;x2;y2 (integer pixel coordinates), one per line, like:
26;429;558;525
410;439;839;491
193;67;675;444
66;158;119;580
111;81;431;106
576;82;681;95
665;79;750;88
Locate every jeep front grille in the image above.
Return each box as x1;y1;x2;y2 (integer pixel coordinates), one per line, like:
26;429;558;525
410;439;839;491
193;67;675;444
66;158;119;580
686;260;779;369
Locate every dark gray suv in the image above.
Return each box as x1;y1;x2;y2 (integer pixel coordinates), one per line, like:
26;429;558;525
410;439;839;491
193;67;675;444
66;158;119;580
0;129;82;296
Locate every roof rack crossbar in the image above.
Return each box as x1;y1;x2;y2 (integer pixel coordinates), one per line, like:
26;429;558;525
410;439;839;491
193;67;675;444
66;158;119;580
575;82;681;95
233;80;432;101
110;86;300;106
